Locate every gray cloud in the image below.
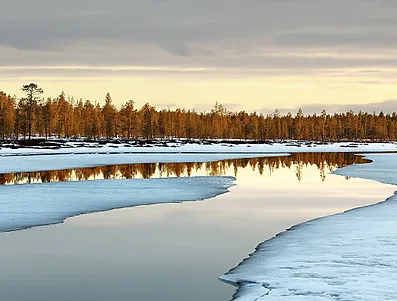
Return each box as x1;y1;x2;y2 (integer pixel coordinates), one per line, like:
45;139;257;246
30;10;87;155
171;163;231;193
153;103;179;110
160;43;192;57
2;0;397;73
273;32;397;47
261;99;397;115
193;102;242;113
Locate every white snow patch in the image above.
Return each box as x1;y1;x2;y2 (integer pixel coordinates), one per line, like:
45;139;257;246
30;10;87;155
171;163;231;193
334;153;397;186
0;141;396;157
0;176;235;232
221;153;397;301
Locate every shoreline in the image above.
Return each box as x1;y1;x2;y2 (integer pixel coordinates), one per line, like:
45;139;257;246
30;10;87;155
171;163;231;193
1;140;397;157
221;153;397;300
0;153;394;301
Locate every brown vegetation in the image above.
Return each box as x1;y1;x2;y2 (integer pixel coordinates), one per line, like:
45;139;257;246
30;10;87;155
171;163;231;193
1;84;396;141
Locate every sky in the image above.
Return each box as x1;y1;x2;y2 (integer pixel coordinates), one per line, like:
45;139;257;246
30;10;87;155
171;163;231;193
2;0;397;113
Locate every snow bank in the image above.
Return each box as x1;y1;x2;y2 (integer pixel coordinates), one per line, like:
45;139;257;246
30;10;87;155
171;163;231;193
0;176;235;232
0;141;396;157
0;153;286;174
334;153;397;186
221;153;397;301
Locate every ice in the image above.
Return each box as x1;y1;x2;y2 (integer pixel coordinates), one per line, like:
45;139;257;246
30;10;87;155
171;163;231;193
0;176;234;232
221;153;397;300
334;153;397;186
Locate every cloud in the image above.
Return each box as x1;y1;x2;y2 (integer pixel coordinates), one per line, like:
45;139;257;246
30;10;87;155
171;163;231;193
191;102;242;113
193;103;213;113
160;43;192;57
2;0;397;77
273;32;397;47
153;103;179;110
261;99;397;115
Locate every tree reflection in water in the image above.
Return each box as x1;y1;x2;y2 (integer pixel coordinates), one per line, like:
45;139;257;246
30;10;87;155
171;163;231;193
0;153;368;185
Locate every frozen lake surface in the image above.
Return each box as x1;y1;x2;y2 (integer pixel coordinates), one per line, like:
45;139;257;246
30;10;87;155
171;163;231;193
0;153;395;301
221;153;397;301
0;176;235;232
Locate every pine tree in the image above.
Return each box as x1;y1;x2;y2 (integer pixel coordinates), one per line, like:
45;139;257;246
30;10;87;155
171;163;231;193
102;93;116;138
21;83;43;140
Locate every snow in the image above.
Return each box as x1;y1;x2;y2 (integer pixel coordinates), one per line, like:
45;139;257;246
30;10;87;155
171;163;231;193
0;176;235;232
221;153;397;301
0;153;286;174
0;141;396;157
334;153;397;186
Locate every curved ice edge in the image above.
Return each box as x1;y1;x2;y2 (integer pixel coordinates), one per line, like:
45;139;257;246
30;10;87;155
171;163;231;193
333;153;397;187
219;195;396;287
220;278;271;300
0;176;236;233
220;153;397;300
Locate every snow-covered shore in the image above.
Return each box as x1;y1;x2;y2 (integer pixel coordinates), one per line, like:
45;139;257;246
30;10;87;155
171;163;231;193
0;176;235;232
1;141;396;157
220;153;397;301
334;153;397;186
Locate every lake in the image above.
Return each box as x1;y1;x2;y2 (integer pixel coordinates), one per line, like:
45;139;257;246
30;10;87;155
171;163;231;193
0;153;394;301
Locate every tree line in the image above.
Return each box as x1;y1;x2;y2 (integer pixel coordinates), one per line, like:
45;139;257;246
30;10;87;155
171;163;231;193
1;83;397;141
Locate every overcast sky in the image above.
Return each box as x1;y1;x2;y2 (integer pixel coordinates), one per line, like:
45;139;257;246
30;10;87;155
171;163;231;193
1;0;397;112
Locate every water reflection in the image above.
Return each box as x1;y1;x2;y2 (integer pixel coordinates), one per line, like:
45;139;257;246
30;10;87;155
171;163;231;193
0;152;391;301
0;153;368;185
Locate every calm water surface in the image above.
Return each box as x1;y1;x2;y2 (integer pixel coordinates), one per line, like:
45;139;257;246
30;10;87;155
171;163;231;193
0;153;367;185
0;153;394;301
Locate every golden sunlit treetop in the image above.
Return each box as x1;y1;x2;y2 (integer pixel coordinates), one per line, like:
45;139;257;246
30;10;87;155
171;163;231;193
0;85;396;141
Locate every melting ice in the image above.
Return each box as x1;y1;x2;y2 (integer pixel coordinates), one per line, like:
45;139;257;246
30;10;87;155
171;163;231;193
221;153;397;301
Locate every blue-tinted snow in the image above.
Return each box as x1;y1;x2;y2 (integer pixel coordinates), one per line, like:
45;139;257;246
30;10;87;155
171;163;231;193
0;176;234;232
334;153;397;186
221;153;397;300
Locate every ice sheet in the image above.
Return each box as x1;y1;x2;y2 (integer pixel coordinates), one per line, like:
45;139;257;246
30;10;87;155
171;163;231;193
221;153;397;300
334;153;397;186
0;176;235;232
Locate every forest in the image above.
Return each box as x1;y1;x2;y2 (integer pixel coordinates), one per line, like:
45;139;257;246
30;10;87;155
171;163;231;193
0;83;396;141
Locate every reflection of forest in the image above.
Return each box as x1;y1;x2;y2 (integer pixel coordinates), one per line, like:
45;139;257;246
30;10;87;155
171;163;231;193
0;153;368;185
